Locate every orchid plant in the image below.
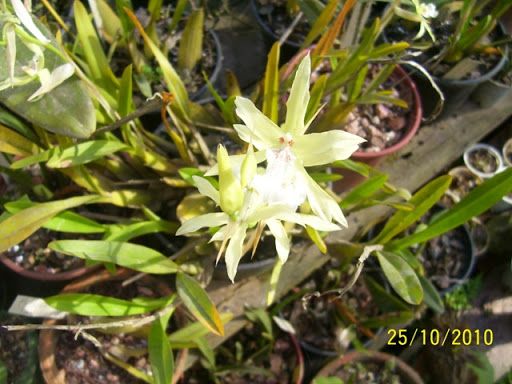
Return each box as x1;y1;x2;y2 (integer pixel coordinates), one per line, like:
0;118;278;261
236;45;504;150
177;55;365;282
0;0;95;138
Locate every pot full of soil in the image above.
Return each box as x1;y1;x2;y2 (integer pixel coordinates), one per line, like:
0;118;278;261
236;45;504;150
282;260;390;358
0;313;40;384
0;229;101;284
463;143;504;179
334;65;422;192
445;166;483;203
417;224;475;294
183;318;303;383
39;269;187;384
250;0;310;62
314;350;424;384
384;15;509;117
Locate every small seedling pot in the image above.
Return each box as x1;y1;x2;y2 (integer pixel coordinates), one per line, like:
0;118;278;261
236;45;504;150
463;143;504;179
446;166;483;201
314;351;424;384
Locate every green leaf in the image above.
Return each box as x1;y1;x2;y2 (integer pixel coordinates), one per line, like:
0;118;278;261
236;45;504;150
309;171;342;183
48;240;179;274
262;42;280;123
0;359;7;384
373;175;452;244
376;251;423;305
168;313;233;347
178;8;204;71
45;140;128;168
331;159;371;177
126;8;189;118
0;105;38;142
340;172;388;209
105;220;178;241
0;124;39;156
389;168;512;250
74;0;119;94
149;310;174;384
194;337;216;367
313;378;344;384
419;275;444;314
305;225;327;253
5;197;105;234
0;195;99;253
45;293;170;316
169;0;188;32
176;272;224;336
303;0;339;46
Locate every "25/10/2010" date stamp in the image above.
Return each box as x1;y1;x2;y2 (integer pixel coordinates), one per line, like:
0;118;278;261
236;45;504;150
387;328;494;346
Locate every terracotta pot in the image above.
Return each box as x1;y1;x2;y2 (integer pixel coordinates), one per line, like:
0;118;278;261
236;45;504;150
39;269;187;384
314;351;424;384
334;65;423;192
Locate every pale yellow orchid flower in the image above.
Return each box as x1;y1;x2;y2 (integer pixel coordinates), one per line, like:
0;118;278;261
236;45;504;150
232;54;365;227
176;145;340;282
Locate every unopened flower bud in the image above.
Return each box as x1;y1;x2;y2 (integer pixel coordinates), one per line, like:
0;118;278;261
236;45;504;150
217;145;243;215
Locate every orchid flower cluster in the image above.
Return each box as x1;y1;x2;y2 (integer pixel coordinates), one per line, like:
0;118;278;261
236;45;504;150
0;0;74;100
394;0;438;41
176;55;365;282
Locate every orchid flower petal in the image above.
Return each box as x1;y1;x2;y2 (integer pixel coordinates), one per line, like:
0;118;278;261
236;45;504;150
282;54;311;136
225;224;248;283
11;0;50;44
246;204;296;224
272;212;341;232
294;130;365;167
176;212;229;236
28;63;74;101
266;219;291;263
209;226;230;243
297;166;348;227
234;97;282;150
192;176;219;205
205;150;266;176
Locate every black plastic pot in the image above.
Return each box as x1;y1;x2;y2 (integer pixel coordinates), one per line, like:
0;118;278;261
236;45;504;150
425;224;476;295
284;266;390;358
192;30;224;102
384;18;509;118
213;256;276;281
410;50;508;119
250;0;302;63
470;79;512;108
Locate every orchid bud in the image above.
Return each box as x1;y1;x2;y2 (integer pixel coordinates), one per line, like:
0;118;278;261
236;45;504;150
240;145;257;188
217;145;243;215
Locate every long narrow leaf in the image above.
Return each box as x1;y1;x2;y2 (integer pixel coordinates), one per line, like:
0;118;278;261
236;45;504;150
176;272;224;336
262;42;281;123
373;175;451;244
49;240;179;274
0;195;99;253
389;168;512;250
45;293;170;316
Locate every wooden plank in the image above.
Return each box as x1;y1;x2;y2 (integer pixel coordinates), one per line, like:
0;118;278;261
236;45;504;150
203;93;512;349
